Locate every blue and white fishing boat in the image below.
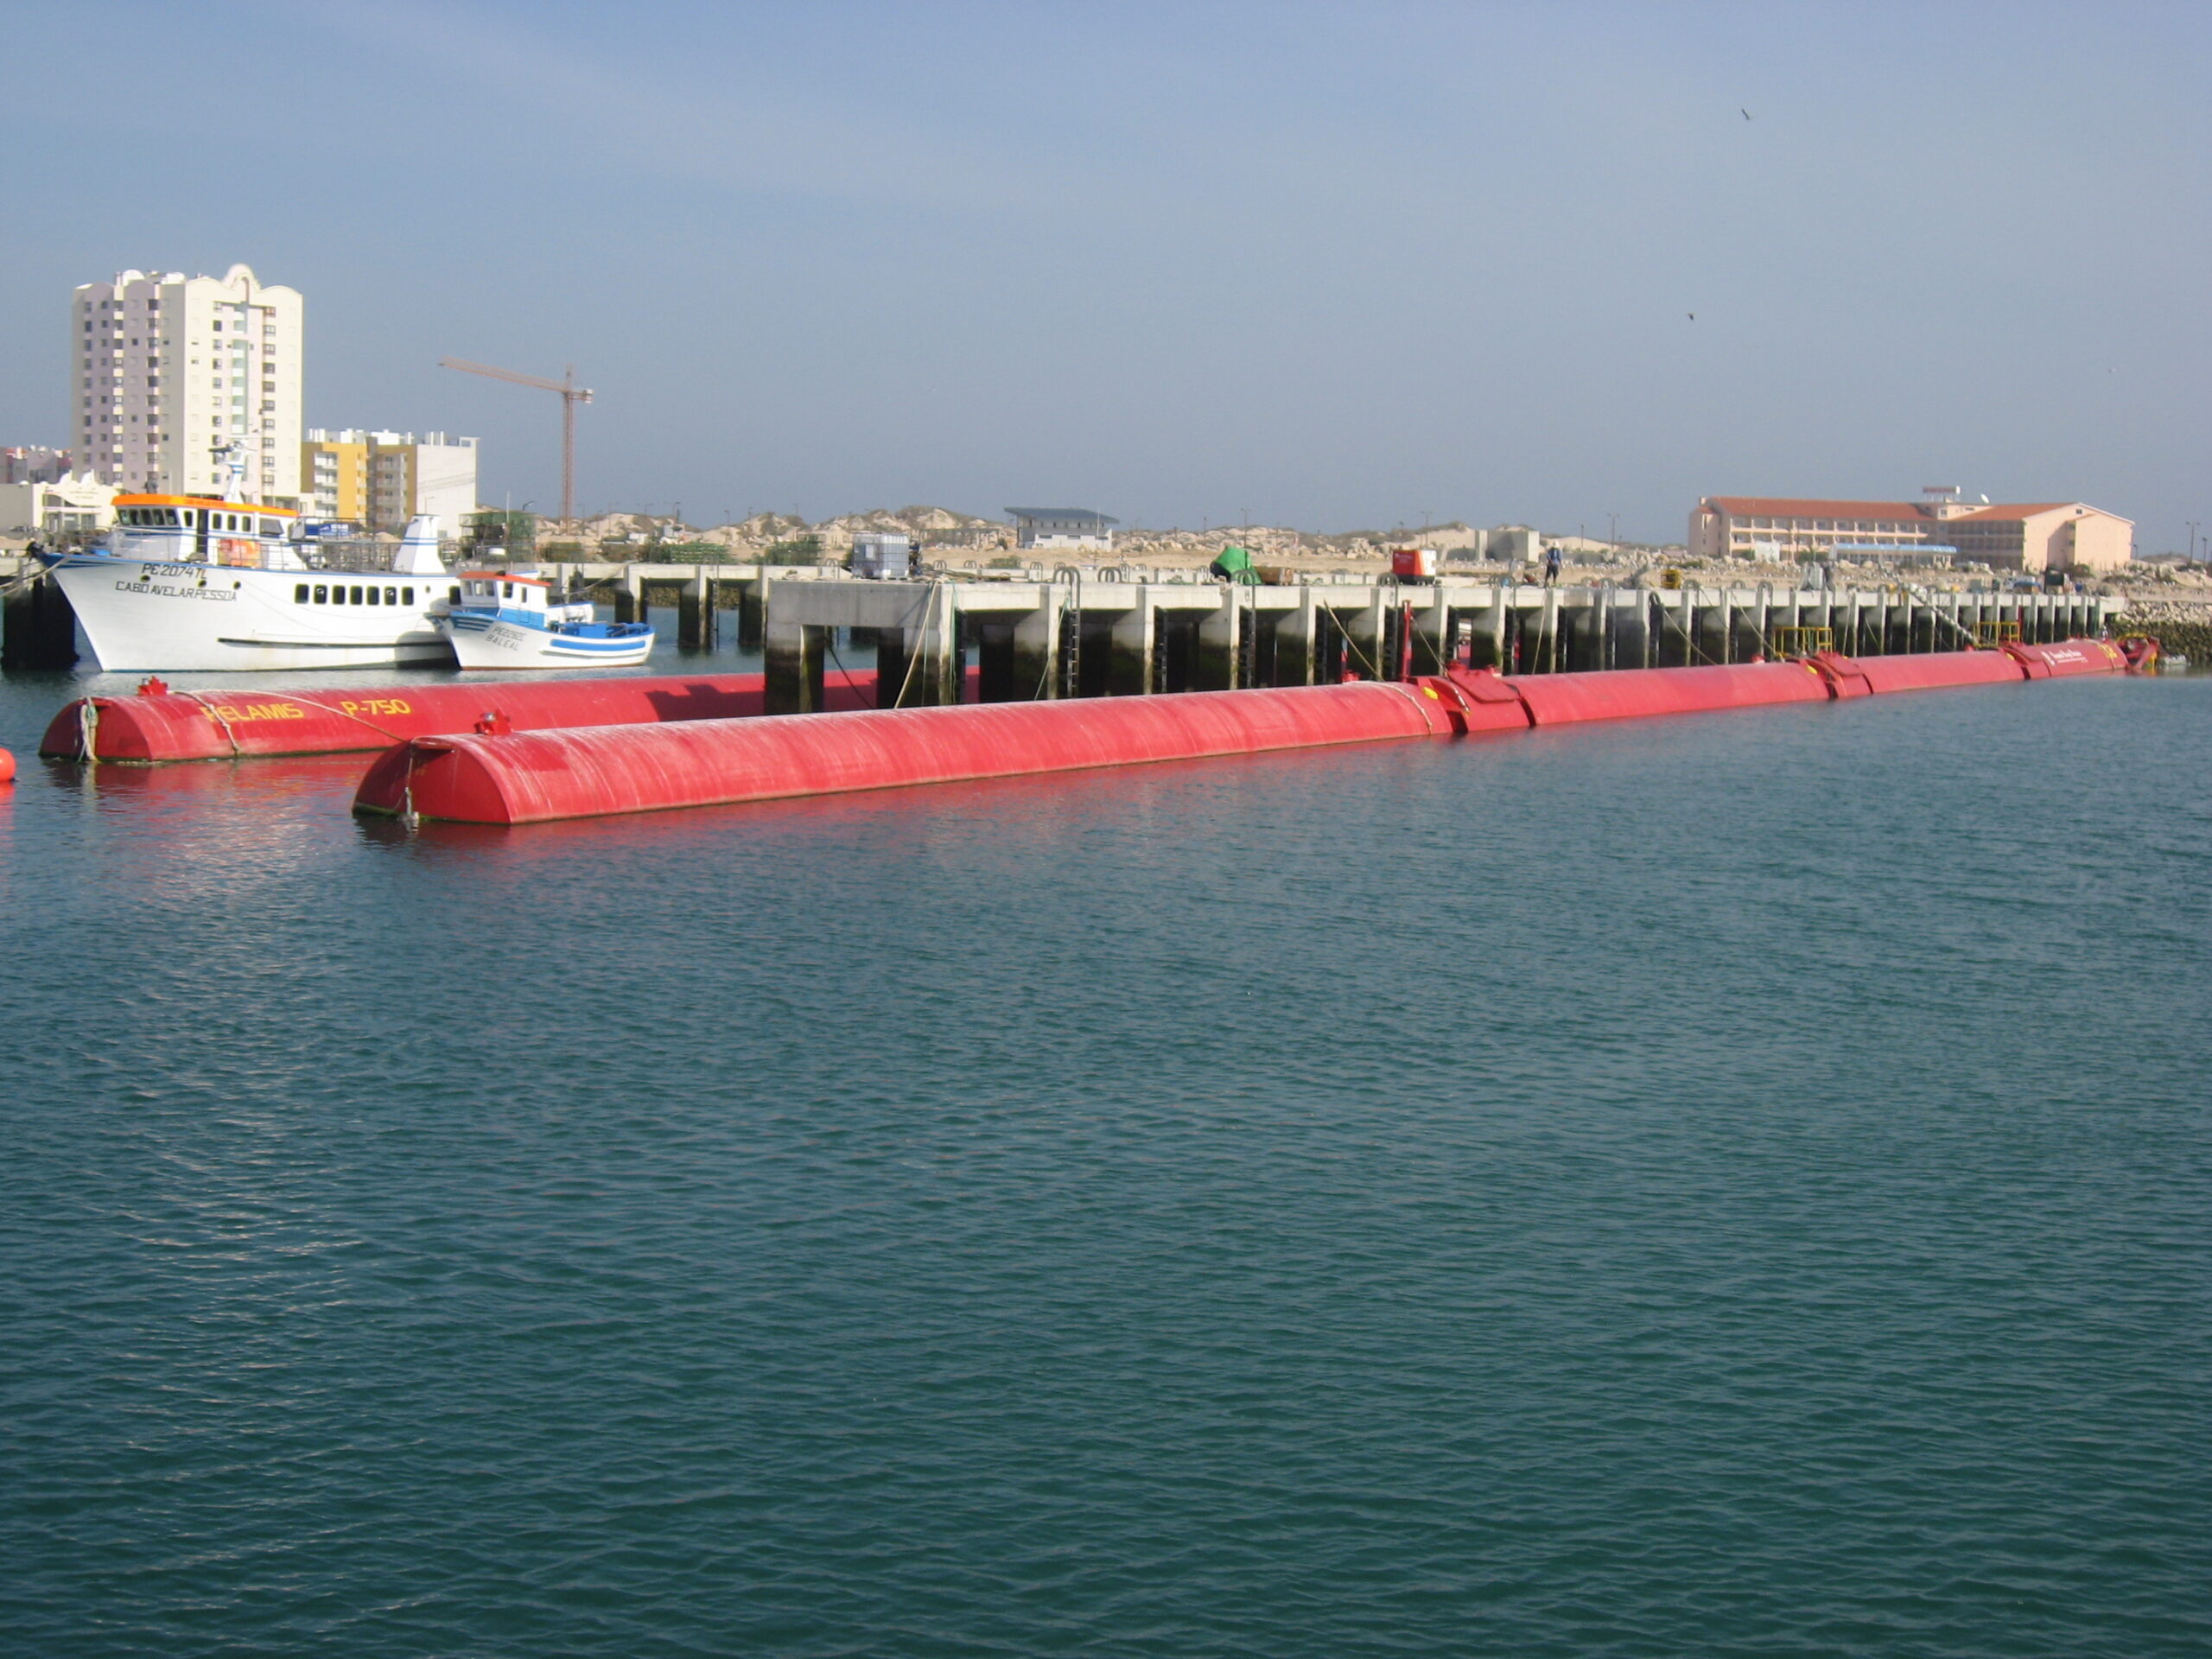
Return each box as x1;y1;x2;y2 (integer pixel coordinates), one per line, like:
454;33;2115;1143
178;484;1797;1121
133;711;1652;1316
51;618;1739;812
436;569;654;668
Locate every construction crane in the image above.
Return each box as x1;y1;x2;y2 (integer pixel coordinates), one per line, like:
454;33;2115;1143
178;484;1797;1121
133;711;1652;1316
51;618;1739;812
438;357;593;522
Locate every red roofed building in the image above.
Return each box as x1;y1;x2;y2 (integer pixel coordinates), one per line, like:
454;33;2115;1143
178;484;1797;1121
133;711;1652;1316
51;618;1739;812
1689;488;2133;573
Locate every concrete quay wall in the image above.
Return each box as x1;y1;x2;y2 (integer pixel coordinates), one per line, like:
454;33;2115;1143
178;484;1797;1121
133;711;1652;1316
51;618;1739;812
733;574;2121;713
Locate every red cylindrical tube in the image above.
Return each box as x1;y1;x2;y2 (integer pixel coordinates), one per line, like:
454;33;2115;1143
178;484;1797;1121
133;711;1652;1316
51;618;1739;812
355;680;1459;824
41;668;888;763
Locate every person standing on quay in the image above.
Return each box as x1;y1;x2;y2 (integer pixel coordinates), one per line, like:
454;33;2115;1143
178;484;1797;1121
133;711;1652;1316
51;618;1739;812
1544;544;1562;587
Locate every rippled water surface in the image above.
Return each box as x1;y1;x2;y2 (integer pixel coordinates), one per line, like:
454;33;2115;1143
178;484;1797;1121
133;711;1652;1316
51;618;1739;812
3;658;2208;1657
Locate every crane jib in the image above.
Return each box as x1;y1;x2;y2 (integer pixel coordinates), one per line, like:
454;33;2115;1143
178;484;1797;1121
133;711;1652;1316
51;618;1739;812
436;356;592;520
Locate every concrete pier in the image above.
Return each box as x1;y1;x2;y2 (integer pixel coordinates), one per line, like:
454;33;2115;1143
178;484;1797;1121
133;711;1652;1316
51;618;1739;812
2;573;80;670
730;571;2122;711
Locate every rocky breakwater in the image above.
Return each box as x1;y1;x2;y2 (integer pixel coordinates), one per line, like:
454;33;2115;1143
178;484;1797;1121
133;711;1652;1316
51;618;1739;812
2107;598;2212;665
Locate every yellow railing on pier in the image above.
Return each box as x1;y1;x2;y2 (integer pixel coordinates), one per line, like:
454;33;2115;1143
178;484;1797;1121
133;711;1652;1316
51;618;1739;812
1769;626;1834;658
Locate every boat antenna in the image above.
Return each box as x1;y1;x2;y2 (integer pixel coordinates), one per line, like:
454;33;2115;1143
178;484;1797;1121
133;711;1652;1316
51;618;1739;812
208;437;248;502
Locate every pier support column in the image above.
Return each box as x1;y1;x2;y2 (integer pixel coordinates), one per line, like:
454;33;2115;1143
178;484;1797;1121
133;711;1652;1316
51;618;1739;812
1649;592;1680;667
1468;585;1509;671
880;585;962;706
1348;590;1392;679
1532;588;1562;673
1412;586;1454;675
1196;587;1243;690
737;577;765;648
1273;588;1319;685
765;615;827;714
1011;590;1065;699
1617;586;1653;668
1694;591;1726;664
677;572;712;650
1;572;79;670
1109;588;1157;695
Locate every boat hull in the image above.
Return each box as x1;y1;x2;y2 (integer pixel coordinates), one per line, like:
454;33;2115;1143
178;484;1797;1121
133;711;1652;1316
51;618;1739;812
49;555;455;673
439;613;655;670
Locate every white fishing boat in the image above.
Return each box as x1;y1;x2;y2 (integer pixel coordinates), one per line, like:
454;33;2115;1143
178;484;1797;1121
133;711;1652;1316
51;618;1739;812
41;497;458;674
436;570;654;668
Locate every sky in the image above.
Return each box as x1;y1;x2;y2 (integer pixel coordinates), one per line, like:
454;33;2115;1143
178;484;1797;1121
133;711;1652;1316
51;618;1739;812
3;0;2207;547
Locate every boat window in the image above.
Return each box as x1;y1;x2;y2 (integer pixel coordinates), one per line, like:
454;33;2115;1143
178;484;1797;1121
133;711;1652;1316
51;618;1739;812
384;587;397;605
294;583;308;603
350;585;364;604
259;518;279;536
162;510;179;526
502;582;513;599
449;585;461;602
314;584;327;604
330;585;345;604
403;587;414;605
365;586;381;606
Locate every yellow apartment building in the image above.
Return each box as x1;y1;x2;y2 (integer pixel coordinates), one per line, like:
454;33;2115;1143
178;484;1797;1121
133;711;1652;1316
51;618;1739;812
302;429;478;532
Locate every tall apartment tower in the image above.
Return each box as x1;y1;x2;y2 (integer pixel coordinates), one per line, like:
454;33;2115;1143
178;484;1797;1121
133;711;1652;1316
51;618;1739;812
72;264;303;501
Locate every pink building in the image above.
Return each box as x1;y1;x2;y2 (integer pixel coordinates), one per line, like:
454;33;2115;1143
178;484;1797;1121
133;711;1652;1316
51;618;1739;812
1689;488;2133;573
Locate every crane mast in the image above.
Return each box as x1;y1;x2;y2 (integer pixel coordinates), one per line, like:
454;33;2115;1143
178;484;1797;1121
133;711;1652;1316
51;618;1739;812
437;357;594;522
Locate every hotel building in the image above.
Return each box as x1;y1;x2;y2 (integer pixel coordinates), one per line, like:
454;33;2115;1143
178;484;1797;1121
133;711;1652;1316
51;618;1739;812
71;265;303;501
1688;489;2133;574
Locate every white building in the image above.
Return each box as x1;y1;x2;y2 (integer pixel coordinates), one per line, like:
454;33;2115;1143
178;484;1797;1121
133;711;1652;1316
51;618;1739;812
2;446;73;485
0;472;119;537
1007;508;1117;550
72;264;303;502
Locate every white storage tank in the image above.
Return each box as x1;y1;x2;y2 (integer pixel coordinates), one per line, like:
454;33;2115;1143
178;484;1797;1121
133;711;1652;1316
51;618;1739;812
849;531;913;579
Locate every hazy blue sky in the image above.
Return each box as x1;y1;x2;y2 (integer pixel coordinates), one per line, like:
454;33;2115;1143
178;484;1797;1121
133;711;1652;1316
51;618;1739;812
4;1;2207;545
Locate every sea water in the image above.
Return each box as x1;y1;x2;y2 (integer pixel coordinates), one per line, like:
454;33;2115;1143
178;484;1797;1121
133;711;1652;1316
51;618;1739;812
1;649;2207;1656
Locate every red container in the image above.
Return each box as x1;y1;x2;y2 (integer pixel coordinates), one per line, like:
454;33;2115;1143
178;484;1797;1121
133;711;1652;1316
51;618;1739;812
355;680;1463;824
41;667;891;763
